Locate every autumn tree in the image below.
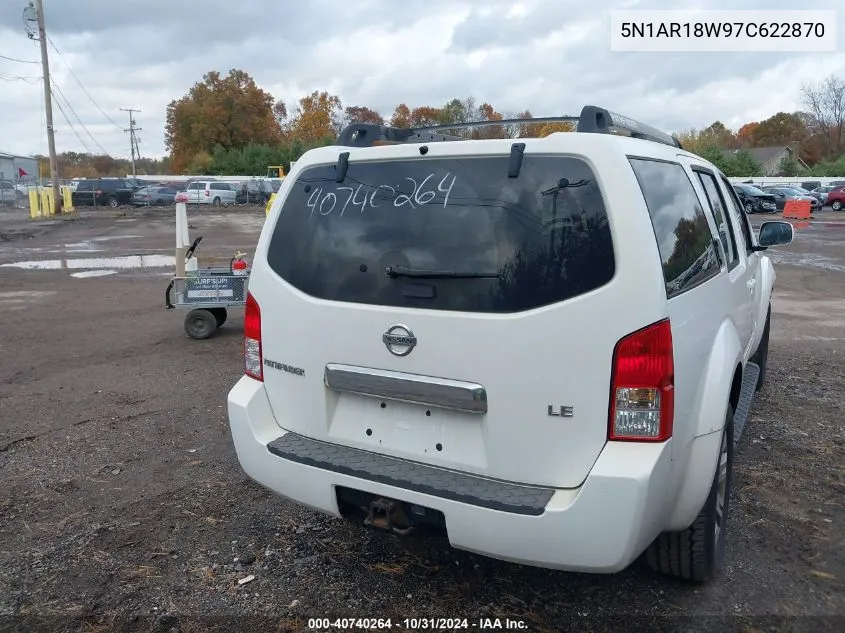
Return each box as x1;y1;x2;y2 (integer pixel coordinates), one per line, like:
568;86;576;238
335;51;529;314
409;106;443;127
801;74;845;159
343;105;385;126
285;91;344;143
750;112;807;147
736;122;759;147
389;104;411;128
273;100;288;125
698;121;737;149
537;122;575;137
165;69;282;173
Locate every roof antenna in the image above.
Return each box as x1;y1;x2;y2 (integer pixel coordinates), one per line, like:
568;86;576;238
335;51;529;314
335;152;350;182
508;143;526;178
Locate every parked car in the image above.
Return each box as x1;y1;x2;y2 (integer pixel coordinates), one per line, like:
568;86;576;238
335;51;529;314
0;180;17;208
70;178;138;208
131;185;181;206
733;183;777;214
761;186;820;212
826;186;845;211
810;185;837;204
227;105;794;583
235;179;273;205
791;186;825;204
179;180;238;206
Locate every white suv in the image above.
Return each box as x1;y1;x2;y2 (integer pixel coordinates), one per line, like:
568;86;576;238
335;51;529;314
227;106;794;582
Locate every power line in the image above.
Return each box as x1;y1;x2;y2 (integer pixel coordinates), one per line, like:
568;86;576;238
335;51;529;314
0;71;41;83
50;76;110;155
0;52;39;64
46;35;123;131
50;87;95;154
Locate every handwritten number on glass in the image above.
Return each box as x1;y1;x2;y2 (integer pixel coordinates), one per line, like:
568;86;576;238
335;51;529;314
304;171;457;218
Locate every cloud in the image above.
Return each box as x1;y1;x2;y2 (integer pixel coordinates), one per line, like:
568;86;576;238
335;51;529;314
0;0;843;162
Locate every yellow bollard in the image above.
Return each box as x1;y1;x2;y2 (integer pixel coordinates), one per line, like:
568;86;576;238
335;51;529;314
61;186;74;212
28;188;42;218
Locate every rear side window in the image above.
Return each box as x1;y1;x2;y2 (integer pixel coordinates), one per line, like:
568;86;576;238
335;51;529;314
76;181;94;191
694;170;737;268
266;155;615;313
629;158;720;297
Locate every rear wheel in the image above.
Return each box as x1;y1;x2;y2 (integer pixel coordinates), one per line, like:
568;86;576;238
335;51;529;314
645;405;734;583
184;309;217;339
744;202;753;214
212;196;221;205
832;200;843;211
107;197;119;208
750;305;770;391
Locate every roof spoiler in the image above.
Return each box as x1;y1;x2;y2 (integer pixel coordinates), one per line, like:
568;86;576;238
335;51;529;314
335;105;684;150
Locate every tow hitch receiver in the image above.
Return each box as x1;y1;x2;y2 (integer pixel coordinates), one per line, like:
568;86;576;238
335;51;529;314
364;497;414;535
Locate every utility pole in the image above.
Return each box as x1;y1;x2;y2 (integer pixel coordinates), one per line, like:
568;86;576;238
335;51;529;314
27;0;61;213
121;108;141;179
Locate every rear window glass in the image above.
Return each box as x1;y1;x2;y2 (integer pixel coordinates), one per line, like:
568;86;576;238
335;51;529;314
628;158;720;297
266;155;615;313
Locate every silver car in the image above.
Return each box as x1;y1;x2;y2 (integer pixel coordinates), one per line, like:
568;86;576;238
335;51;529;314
811;185;837;205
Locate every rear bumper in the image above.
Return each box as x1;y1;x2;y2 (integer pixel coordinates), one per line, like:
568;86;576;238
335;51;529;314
227;376;673;573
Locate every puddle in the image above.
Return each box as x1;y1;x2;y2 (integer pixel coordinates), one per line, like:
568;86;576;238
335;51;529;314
90;235;144;242
50;249;105;254
0;254;175;271
71;270;119;278
766;251;845;272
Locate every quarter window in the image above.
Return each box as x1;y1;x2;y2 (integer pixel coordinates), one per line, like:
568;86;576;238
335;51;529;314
629;158;720;297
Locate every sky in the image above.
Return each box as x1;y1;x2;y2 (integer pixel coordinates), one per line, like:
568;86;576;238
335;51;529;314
0;0;843;161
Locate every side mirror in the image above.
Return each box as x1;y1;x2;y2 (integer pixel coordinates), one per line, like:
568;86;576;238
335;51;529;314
756;221;794;250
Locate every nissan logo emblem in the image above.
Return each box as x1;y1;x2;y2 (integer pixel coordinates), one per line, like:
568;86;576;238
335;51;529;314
382;324;417;356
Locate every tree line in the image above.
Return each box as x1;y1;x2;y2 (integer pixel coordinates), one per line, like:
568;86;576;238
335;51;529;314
34;70;845;179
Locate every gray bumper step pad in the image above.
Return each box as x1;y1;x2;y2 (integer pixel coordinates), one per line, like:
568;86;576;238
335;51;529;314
266;433;555;516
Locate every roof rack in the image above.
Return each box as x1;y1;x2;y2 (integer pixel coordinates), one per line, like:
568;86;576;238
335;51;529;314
335;105;683;150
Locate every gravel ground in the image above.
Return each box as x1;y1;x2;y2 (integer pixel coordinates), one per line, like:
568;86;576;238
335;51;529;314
0;206;843;633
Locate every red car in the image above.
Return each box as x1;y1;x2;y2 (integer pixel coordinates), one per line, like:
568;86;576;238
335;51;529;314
827;186;845;212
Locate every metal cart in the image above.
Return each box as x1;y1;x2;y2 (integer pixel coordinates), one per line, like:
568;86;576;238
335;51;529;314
165;236;251;339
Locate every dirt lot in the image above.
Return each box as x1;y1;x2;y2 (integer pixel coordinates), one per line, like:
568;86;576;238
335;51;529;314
0;205;843;633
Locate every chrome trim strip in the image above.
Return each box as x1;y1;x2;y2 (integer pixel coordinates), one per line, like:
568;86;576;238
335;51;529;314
324;364;487;414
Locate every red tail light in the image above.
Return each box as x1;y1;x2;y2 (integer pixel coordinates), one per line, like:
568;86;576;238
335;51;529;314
204;189;210;197
95;190;102;195
608;319;674;442
244;292;263;381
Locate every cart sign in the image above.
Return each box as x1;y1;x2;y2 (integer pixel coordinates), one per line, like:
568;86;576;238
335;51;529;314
184;276;246;303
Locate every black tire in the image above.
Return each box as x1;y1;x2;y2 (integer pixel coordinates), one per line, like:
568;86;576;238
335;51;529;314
744;202;753;214
107;197;119;208
184;309;217;340
212;196;221;205
832;200;843;212
645;406;734;583
750;305;771;391
209;307;227;327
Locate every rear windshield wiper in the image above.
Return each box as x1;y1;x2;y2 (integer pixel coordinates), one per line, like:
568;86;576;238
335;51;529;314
384;265;499;279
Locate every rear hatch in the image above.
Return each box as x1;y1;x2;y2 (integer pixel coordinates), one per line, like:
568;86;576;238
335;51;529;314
256;148;627;488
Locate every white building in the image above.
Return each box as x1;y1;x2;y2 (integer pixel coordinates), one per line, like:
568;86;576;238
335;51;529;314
0;150;39;185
